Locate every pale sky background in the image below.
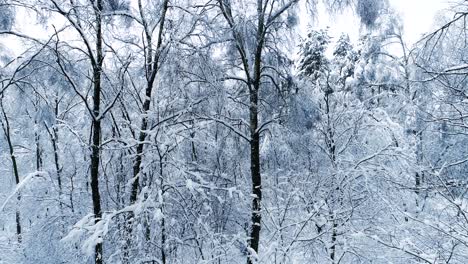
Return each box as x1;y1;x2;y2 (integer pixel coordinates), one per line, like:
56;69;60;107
303;0;451;46
1;0;454;60
392;0;448;42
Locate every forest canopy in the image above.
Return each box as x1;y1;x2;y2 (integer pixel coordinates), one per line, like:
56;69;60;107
1;0;468;263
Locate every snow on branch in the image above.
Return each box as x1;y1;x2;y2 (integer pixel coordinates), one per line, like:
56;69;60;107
0;171;48;212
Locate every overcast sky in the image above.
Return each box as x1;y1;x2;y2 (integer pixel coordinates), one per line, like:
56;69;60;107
2;0;453;61
305;0;451;45
392;0;448;39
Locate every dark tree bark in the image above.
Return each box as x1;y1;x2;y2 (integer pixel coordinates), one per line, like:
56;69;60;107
90;0;104;262
0;100;21;243
248;3;265;260
129;0;169;205
45;110;63;209
324;88;338;264
216;1;298;262
124;0;169;262
52;0;107;260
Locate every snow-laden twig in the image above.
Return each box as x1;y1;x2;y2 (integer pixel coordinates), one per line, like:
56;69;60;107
0;171;48;212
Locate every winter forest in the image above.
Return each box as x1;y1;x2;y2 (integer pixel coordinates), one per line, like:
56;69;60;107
1;0;468;263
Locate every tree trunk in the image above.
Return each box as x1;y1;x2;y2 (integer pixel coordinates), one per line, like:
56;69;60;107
50;125;63;209
90;0;104;262
330;220;338;263
129;0;169;205
159;153;167;264
248;99;262;263
0;101;21;243
248;4;264;258
125;1;169;262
